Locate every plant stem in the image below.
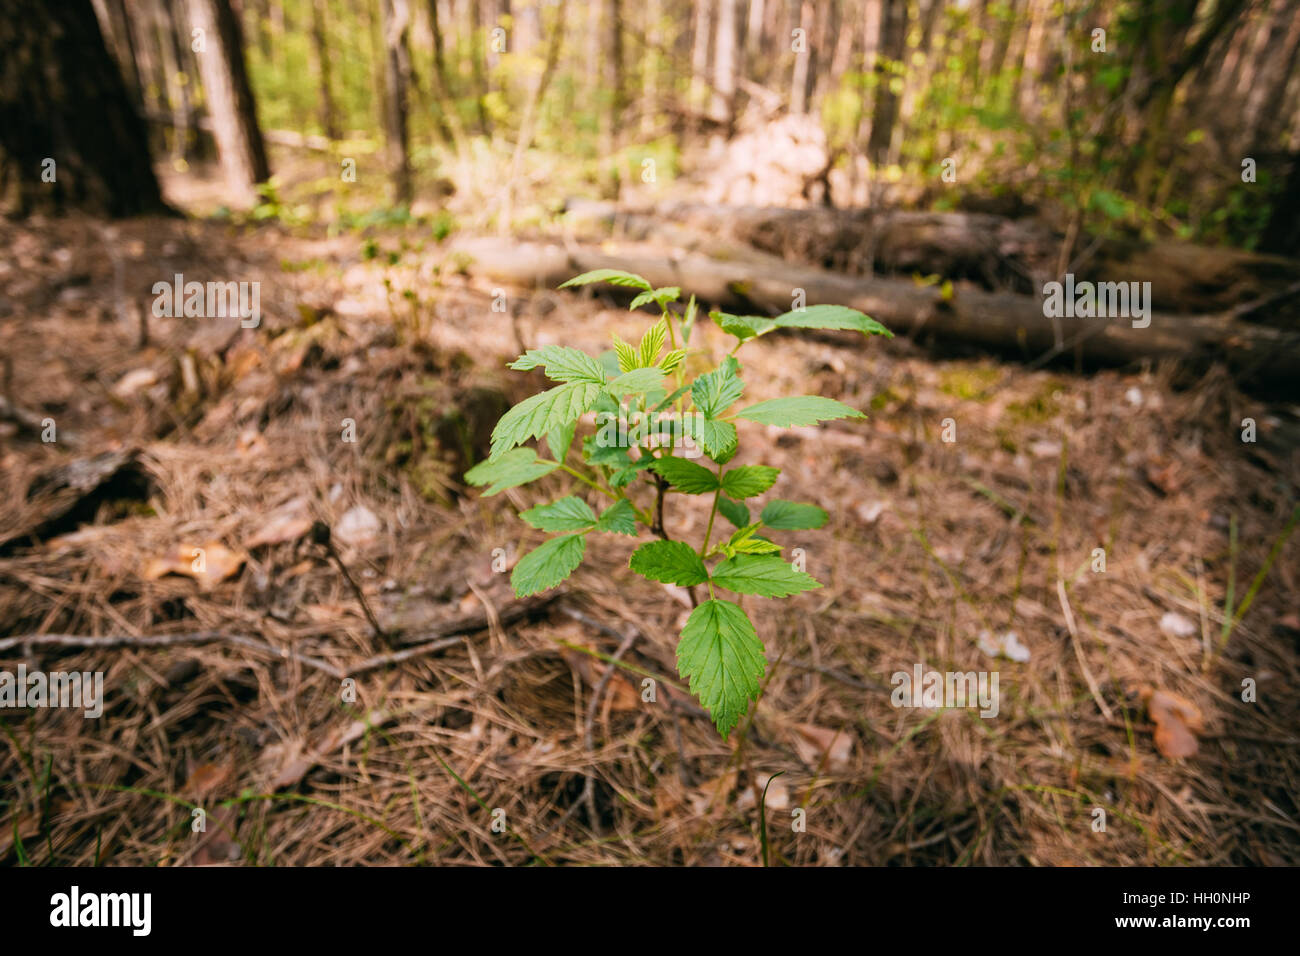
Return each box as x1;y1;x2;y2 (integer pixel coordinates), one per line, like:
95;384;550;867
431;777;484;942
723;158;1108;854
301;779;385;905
546;461;617;500
699;462;724;558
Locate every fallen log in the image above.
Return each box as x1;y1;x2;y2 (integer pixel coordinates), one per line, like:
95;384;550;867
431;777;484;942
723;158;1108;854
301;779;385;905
450;235;1300;390
562;200;1300;318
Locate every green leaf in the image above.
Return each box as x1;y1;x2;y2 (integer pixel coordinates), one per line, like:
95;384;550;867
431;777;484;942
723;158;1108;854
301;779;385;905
464;448;559;496
682;295;698;344
759;499;828;530
610;458;655;487
629;540;709;586
654;286;681;307
637;319;667;366
629;287;680;311
659;348;688;374
490;381;602;459
559;269;652;292
595;498;637;534
683;416;738;461
650;456;719;494
714;311;776;342
720;465;781;499
717;496;750;528
691;357;744;418
653;384;692;413
731;534;781;555
721;523;782;556
710;554;822;597
676;599;766;736
585;433;633;466
612;336;638;373
772;304;892;337
545;420;576;462
607;367;665;396
596;350;622;378
736;396;865;427
520;496;597;532
511;534;586;597
508;346;606;384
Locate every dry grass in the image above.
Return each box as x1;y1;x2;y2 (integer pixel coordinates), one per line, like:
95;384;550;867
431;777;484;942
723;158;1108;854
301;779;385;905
1;212;1297;867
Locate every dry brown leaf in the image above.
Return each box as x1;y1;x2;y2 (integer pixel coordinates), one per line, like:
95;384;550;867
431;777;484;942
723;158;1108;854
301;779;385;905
1141;685;1204;759
245;496;313;548
183;762;233;801
790;722;853;771
143;541;245;590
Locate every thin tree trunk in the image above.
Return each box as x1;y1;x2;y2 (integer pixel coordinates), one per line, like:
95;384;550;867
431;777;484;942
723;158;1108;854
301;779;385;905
1017;0;1049;118
691;0;714;131
1241;0;1300;148
500;0;568;232
866;0;906;164
127;0;166;129
309;0;341;140
641;0;661;135
468;0;490;132
380;0;413;204
93;0;144;109
712;0;737;126
789;1;812;115
427;0;466;151
188;0;270;207
149;0;193;164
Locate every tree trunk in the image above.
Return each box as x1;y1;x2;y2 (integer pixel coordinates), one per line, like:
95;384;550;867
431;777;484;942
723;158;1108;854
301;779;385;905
309;0;341;140
604;0;626;141
789;1;812;115
93;0;144;109
691;0;714;130
426;0;465;151
380;0;413;204
149;0;196;164
187;0;270;207
1240;0;1300;149
866;0;906;165
468;0;490;132
0;0;168;217
712;0;737;126
642;0;661;135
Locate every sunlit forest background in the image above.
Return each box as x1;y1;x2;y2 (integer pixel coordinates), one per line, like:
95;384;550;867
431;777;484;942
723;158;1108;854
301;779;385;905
79;0;1300;250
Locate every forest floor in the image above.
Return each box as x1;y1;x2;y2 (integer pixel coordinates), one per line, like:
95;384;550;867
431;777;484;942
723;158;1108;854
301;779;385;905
1;160;1298;866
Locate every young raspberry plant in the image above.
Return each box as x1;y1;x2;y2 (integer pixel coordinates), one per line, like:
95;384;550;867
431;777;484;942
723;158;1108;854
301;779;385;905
465;269;892;736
